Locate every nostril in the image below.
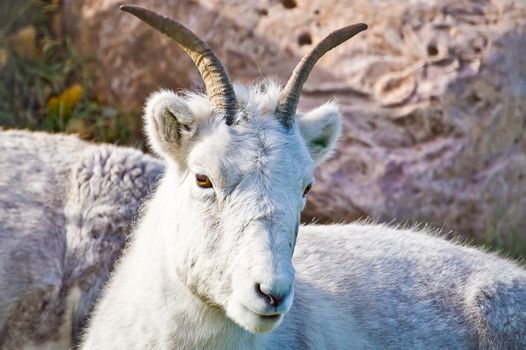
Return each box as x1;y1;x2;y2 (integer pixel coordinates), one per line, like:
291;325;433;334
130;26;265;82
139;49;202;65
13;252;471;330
255;283;284;308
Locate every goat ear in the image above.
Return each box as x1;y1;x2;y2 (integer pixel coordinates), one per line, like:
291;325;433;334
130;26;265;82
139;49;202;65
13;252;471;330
144;90;196;161
297;102;341;165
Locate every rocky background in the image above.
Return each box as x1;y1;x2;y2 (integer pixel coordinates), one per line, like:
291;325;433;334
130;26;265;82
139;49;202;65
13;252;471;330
2;0;526;255
69;0;526;252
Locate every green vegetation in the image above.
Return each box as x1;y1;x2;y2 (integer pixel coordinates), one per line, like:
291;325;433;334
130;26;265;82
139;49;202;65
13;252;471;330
0;0;139;144
479;226;526;262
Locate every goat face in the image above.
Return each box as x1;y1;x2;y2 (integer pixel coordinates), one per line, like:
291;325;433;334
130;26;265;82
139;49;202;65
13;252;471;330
144;86;341;333
120;4;362;334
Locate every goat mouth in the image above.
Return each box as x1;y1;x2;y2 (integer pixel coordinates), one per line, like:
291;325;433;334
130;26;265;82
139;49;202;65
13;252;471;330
242;304;283;320
257;313;281;321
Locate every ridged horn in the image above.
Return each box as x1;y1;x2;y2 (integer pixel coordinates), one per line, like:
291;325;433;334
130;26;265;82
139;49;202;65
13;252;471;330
276;23;368;128
121;5;238;124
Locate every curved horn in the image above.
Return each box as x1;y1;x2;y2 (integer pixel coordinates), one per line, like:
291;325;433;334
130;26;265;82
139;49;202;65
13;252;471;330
121;5;238;124
276;23;368;128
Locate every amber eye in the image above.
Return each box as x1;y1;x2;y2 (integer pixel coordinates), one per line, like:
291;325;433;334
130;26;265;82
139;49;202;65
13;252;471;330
303;183;312;197
195;174;213;189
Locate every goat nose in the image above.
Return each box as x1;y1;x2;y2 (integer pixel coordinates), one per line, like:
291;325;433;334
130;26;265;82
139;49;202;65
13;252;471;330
255;283;288;308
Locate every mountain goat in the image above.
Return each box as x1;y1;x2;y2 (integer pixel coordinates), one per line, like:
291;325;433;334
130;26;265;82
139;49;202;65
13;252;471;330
80;5;526;350
0;130;163;349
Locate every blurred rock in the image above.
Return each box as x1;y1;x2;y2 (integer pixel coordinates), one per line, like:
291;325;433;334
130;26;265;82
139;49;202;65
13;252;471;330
71;0;526;239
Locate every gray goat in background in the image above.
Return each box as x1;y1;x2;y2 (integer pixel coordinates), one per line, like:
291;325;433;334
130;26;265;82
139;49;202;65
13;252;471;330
0;130;163;348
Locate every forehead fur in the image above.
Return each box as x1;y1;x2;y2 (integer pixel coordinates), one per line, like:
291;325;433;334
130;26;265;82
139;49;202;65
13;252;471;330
182;78;283;125
182;78;317;188
189;113;313;188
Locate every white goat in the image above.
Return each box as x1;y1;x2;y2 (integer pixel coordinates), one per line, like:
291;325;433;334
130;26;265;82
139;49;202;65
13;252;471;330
80;6;526;350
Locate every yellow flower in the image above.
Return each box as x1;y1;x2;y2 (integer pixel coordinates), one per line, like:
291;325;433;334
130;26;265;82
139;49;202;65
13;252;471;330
60;84;83;108
47;84;84;118
10;25;38;59
47;96;60;113
0;49;8;69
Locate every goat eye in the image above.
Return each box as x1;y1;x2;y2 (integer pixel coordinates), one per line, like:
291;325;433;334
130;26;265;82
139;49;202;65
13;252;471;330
303;183;312;197
195;174;213;189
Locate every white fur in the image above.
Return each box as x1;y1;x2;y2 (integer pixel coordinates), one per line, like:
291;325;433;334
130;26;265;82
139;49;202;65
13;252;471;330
81;80;526;350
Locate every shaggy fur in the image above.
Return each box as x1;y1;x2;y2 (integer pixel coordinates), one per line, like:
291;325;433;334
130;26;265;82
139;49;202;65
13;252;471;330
0;130;163;349
80;80;526;350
